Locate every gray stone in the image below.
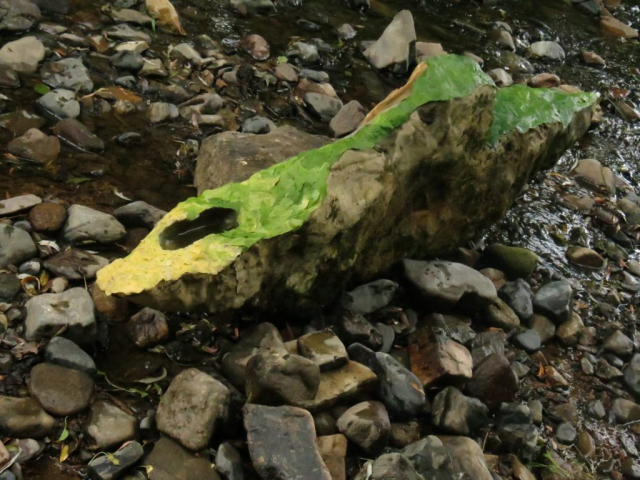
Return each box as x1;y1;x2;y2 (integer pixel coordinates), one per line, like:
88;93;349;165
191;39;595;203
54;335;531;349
126;307;169;348
43;249;108;280
25;287;97;344
555;422;576;444
0;273;20;302
85;401;137;450
624;354;640;399
603;330;634;357
245;351;321;404
336;310;383;350
402;436;450;477
148;102;179;124
244;404;331;480
337;401;390;453
528;314;556;344
304;93;343;122
114;201;166;229
88;441;144;480
110;50;144;71
527;41;565;61
513;329;541;352
105;23;151;42
499;279;533;321
62;205;126;245
370;453;423;480
403;260;497;307
52;119;105;152
9;438;45;465
156;368;230;451
170;43;205;66
0;37;44;73
484;297;520;329
497;403;539;461
432;386;489;436
533;280;573;323
41;58;93;93
469;330;506;366
438;436;493;480
28;363;94;415
0;194;41;217
422;313;476;344
300;69;329;83
286;42;320;64
44;337;96;376
216;442;244;480
274;63;298;82
488;68;513;87
111;8;153;25
241;116;276;135
0;225;37;269
364;10;416;74
37;89;81;119
371;352;426;418
0;396;55;438
329;100;366;138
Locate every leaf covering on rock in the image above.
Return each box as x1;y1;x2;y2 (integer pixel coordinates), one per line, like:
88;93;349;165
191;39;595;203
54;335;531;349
96;54;597;297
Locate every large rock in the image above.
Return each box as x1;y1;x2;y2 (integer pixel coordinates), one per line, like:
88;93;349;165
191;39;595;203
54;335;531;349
336;401;390;453
364;10;416;74
431;386;489;435
156;368;230;451
244;404;331;480
25;287;97;344
28;363;94;415
7;129;60;164
0;36;44;73
146;436;222;480
96;55;597;313
438;436;493;480
62;205;126;245
194;125;329;193
408;329;473;387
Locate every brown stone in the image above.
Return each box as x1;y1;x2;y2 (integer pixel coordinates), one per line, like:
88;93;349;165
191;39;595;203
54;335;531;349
92;284;130;322
409;329;472;387
465;353;518;411
318;434;347;480
7;128;59;164
29;202;67;232
126;307;169;347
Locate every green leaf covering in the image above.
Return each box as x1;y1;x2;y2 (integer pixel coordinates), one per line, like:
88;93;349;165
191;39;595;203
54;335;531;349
96;54;598;297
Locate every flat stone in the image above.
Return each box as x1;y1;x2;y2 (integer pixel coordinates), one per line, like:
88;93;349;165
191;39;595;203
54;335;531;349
148;102;179;124
0;225;37;269
111;8;153;25
416;42;446;62
571;158;615;195
85;400;137;450
25;287;97;344
294;361;377;411
556;422;576;444
286;42;320;64
408;330;473;387
241;116;276;134
364;10;416;74
44;337;96;376
88;441;144;480
0;37;45;74
52;118;105;152
297;330;349;371
105;23;151;42
403;259;497;307
28;363;94;415
245;404;331;480
0;273;20;302
41;58;93;93
275;63;298;82
156;368;230;451
335;310;383;350
0;396;55;438
485;297;520;329
43;249;108;280
582;51;606;67
337;401;390;453
329;100;365;137
8;129;60;164
62;205;126;245
530;73;561;88
147;436;221;480
422;313;476;344
0;194;41;217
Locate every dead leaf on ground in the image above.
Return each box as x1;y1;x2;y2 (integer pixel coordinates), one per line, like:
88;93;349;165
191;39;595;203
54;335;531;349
85;87;142;104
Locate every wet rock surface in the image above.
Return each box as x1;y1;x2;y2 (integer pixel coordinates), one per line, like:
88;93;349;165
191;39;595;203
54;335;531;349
0;0;638;478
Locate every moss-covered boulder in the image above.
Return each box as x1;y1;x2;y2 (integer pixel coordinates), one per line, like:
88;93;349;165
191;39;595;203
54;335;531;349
96;54;598;312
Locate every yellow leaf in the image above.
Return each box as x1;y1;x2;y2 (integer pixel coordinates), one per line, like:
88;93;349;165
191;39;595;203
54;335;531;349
60;444;69;462
146;0;185;35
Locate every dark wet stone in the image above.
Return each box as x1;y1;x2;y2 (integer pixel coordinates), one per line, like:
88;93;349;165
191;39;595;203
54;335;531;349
245;404;331;480
246;352;321;404
335;309;383;350
370;352;426;418
528;314;556;344
499;279;533;321
0;66;20;87
110;50;144;71
0;273;20;302
52;118;105;152
0;396;55;438
28;363;94;415
513;329;541;352
497;403;539;461
533;280;573;323
556;312;584;346
402;436;450;477
240;116;275;134
157;368;230;451
44;337;96;376
337;401;390;453
408;330;473;387
116;131;144;147
43;249;108;280
465;353;518;411
432;386;489;435
146;436;221;480
469;330;506;366
341;279;397;315
216;442;243;480
422;313;476;344
297;330;349;371
114;201;166;229
375;322;396;353
370;453;423;480
389;421;421;448
92;284;130;323
0;110;46;136
88;441;144;480
126;307;169;348
623;354;640;399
